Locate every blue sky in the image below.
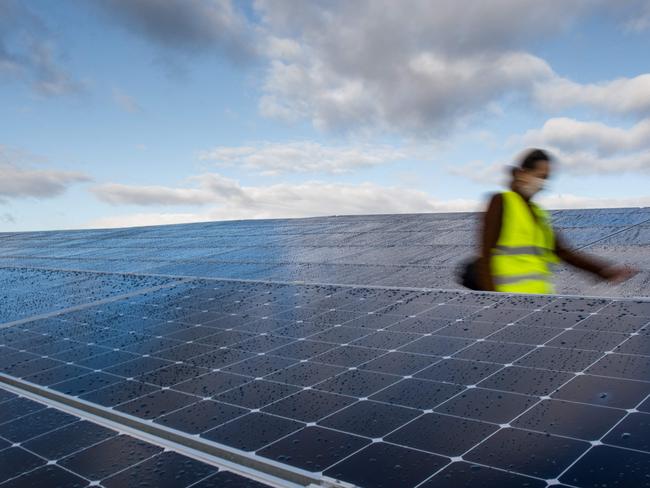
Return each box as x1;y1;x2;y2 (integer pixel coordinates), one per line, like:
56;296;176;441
2;0;650;231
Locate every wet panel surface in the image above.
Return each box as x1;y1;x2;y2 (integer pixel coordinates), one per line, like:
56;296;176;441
418;462;547;488
201;412;304;452
257;426;370;472
318;399;420;438
552;374;650;409
323;441;449;488
0;257;649;487
465;428;590;478
512;399;626;440
559;445;650;487
0;386;271;487
384;412;499;456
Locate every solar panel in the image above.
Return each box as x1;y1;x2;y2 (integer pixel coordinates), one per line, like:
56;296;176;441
0;385;271;487
1;208;649;296
1;272;650;487
1;209;650;486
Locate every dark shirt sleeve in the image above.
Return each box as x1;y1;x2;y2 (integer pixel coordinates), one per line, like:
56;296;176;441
478;193;502;291
553;231;610;277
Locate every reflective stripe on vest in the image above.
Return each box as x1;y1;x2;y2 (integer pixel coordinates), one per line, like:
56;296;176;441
493;273;552;286
493;245;549;256
490;191;558;295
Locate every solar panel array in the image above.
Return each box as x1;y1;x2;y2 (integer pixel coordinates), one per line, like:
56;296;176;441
2;209;650;486
1;207;649;297
2;271;650;487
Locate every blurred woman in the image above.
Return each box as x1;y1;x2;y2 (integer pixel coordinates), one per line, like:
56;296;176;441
477;149;636;293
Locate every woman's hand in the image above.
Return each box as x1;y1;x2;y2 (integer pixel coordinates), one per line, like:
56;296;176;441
600;265;638;284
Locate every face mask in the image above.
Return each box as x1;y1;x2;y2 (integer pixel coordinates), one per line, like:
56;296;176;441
519;176;545;198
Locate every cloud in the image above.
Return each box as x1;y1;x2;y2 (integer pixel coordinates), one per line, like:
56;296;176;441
88;171;480;227
0;1;82;96
254;0;602;135
451;150;650;182
87;173;650;229
92;173;250;206
260;49;555;135
533;74;650;117
522;117;650;156
255;1;650;134
198;141;411;175
91;183;216;206
447;160;512;186
90;0;650;134
0;163;91;200
451;116;650;183
520;117;650;174
552;148;650;174
112;87;142;113
97;0;256;63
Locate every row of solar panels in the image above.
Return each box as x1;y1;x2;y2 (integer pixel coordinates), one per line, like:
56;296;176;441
2;274;650;487
1;208;648;297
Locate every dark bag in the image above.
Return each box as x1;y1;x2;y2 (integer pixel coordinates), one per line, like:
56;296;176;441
457;256;483;290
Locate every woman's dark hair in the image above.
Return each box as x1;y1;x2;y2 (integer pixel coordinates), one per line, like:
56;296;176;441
511;148;552;177
520;148;551;170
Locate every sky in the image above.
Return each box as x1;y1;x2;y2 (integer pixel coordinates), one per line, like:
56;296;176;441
2;0;650;232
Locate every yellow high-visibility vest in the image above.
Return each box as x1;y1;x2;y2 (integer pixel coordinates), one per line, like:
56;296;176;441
490;190;560;294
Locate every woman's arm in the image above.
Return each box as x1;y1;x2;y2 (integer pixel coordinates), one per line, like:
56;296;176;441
554;233;609;277
478;193;502;291
554;232;638;283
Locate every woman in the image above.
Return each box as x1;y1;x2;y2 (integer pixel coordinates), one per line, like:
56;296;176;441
477;149;636;294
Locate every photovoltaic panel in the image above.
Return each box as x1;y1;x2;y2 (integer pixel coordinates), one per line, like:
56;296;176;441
0;385;271;487
1;208;650;487
1;208;649;296
1;275;649;487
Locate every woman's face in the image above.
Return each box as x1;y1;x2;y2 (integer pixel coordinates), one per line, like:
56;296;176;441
516;160;550;198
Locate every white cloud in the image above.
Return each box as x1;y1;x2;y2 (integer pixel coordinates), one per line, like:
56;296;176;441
87;173;650;229
258;1;650;134
447;160;512;186
520;117;650;174
451;148;650;181
522;117;650;156
451;116;650;183
91;173;250;206
91;183;216;206
91;0;650;134
260;48;556;134
254;0;619;134
88;172;480;228
559;149;650;174
0;161;90;201
533;74;650;116
198;141;410;175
